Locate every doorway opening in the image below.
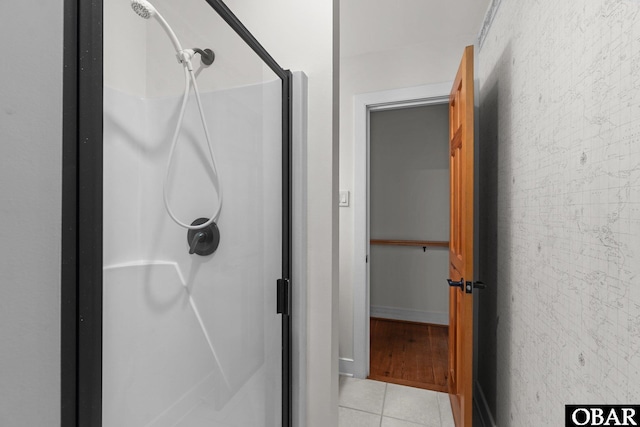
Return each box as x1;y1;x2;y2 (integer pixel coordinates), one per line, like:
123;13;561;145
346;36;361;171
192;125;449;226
366;103;450;392
352;82;452;384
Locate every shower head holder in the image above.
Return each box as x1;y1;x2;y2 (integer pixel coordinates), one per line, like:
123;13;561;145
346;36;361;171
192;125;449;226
176;49;195;70
176;48;215;70
187;218;220;256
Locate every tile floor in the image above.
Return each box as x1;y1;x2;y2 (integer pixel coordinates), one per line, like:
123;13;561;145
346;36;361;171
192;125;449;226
339;376;455;427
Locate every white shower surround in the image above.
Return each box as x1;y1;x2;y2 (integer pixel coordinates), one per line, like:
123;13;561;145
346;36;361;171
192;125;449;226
102;80;284;426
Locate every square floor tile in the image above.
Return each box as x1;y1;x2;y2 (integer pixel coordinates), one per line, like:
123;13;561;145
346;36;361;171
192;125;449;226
339;407;382;427
339;376;387;414
383;384;441;426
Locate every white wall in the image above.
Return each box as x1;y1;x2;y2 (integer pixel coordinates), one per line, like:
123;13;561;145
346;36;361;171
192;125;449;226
104;0;147;96
339;0;489;361
369;106;449;324
476;0;640;424
0;0;63;424
149;0;272;97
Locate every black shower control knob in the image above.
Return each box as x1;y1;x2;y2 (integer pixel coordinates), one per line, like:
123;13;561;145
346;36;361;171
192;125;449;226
189;231;207;254
186;218;220;256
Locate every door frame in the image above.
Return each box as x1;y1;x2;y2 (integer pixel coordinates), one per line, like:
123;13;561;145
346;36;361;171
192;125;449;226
61;0;294;425
350;82;452;379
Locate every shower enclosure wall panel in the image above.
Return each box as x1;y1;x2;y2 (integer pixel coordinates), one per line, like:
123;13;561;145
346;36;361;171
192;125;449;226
103;79;282;427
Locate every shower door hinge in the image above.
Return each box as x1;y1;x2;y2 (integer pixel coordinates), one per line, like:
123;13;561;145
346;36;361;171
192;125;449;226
277;278;291;316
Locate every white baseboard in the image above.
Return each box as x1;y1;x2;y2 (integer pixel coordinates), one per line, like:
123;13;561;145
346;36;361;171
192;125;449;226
370;306;448;325
474;380;497;427
339;358;355;377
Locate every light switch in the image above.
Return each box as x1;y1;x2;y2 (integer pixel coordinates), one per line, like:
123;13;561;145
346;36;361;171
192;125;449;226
339;190;350;207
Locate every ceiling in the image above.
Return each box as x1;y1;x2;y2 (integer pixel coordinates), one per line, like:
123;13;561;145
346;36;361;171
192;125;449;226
340;0;492;59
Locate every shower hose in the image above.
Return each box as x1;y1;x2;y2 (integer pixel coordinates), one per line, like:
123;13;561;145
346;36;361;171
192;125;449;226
163;52;223;230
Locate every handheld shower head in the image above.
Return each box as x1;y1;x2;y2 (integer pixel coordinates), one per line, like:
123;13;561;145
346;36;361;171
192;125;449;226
131;0;157;19
130;0;183;53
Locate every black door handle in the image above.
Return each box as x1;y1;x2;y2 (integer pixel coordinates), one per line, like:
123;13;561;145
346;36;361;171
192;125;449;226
448;278;486;293
447;278;464;290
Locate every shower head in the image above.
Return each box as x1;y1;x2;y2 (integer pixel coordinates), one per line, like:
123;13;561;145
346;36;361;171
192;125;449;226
130;0;157;19
130;0;183;53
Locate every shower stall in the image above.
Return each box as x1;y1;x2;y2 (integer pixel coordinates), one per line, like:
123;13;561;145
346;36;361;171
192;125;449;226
61;1;297;426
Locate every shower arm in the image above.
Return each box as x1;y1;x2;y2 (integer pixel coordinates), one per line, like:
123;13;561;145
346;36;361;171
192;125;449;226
193;48;215;66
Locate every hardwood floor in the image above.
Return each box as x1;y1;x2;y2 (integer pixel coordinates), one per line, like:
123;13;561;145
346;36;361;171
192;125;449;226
369;317;449;393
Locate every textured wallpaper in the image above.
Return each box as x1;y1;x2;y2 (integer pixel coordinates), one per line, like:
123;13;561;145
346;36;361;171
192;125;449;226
476;0;640;425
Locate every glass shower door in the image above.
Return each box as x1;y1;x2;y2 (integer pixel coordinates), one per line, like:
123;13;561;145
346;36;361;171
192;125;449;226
101;1;287;425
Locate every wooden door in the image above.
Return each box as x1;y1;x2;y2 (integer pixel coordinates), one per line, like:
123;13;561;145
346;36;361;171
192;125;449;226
448;45;475;427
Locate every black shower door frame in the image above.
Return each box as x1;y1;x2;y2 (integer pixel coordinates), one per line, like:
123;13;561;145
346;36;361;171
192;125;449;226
61;1;293;426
